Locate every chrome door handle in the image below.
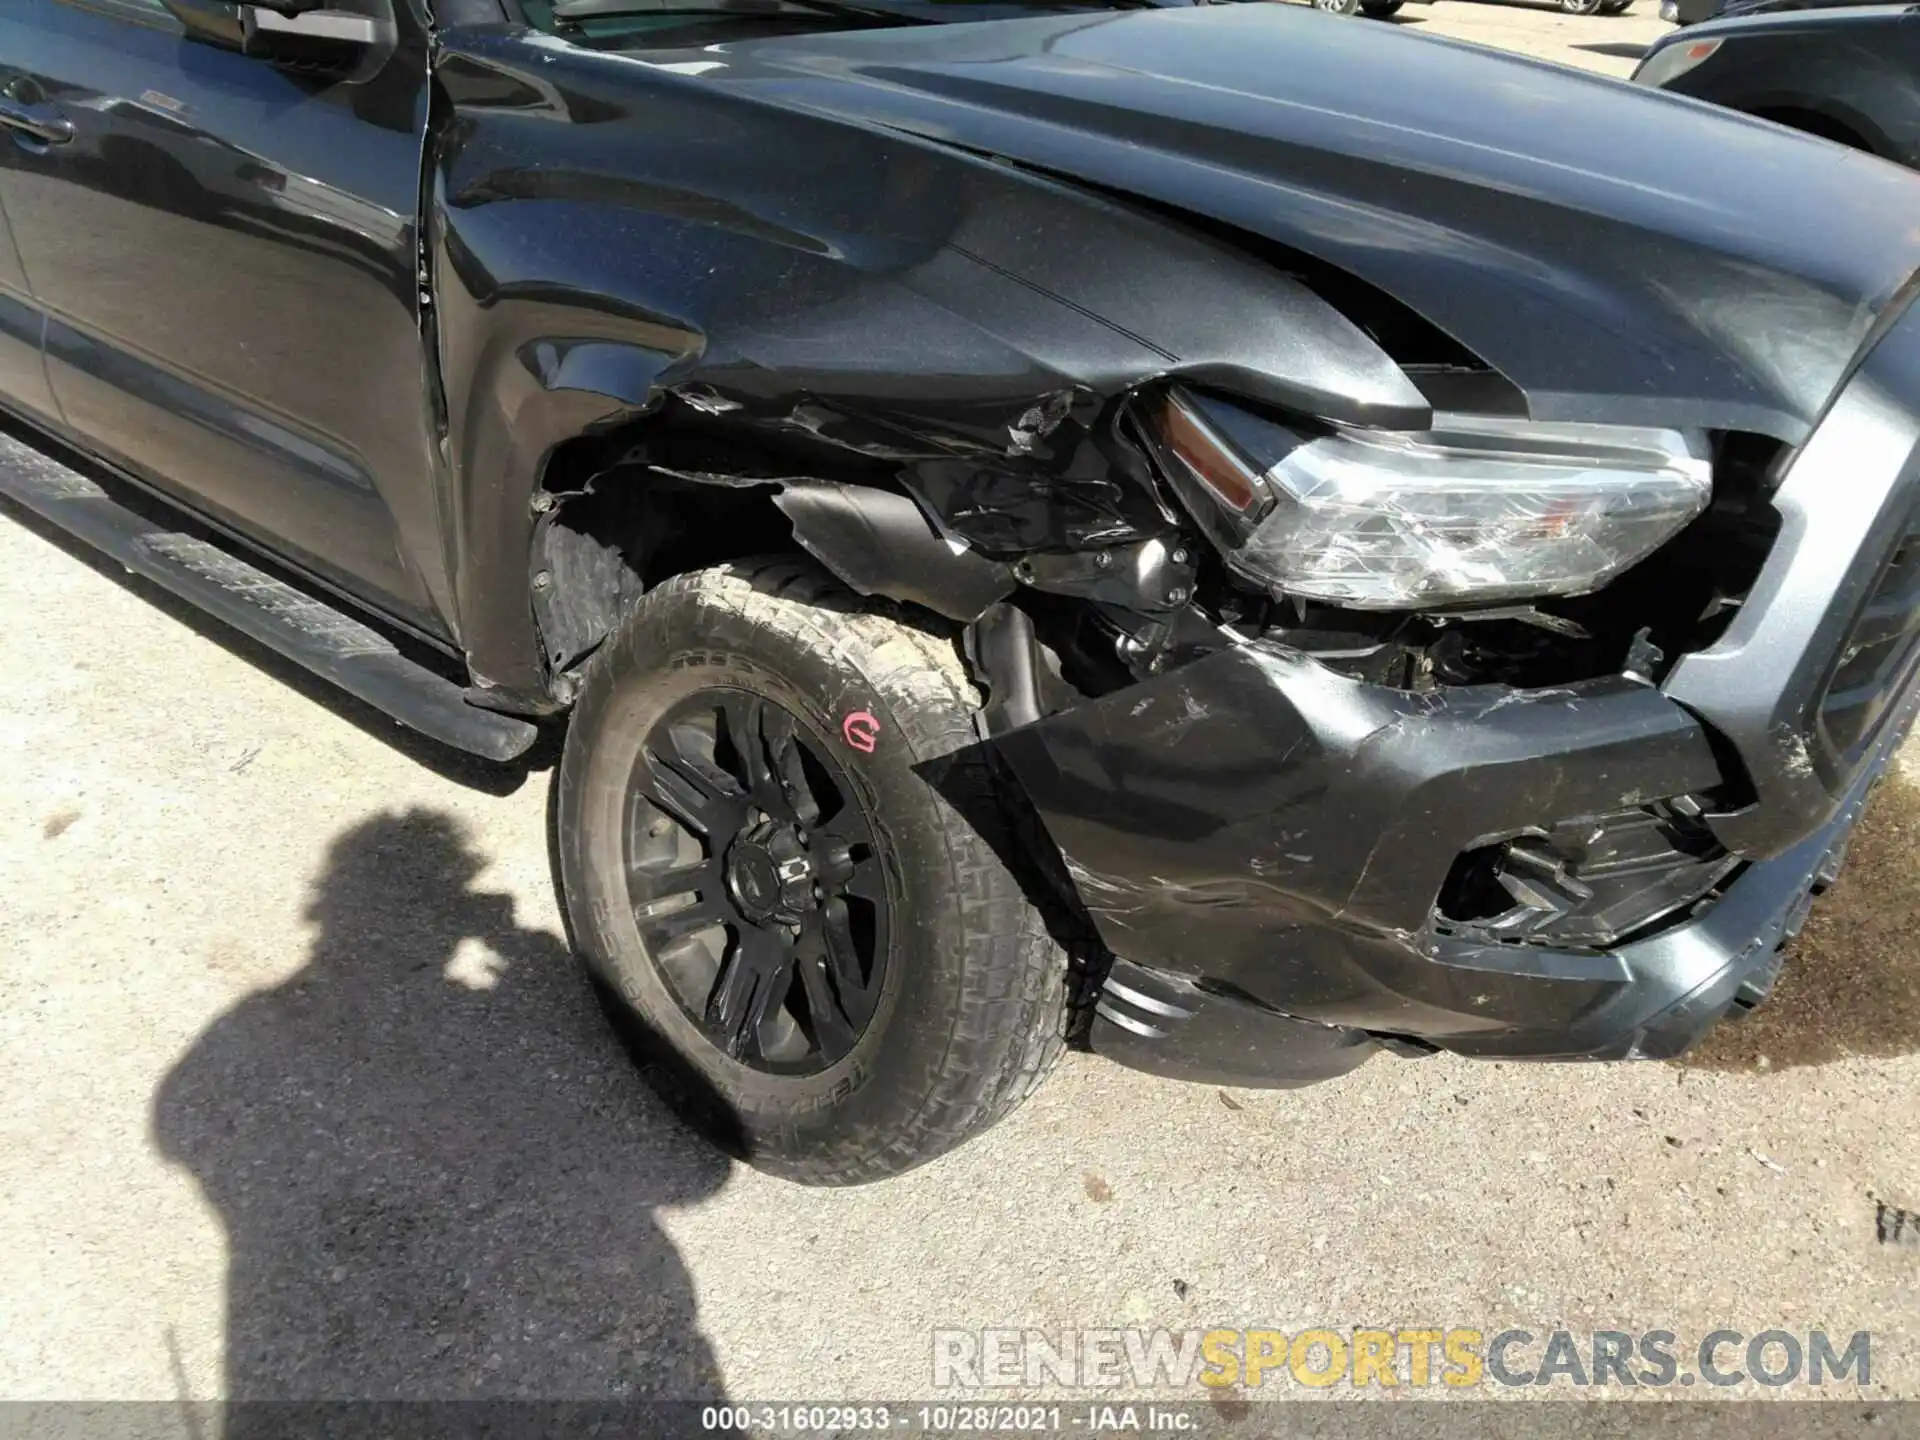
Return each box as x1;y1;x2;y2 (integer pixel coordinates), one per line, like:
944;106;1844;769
0;95;72;145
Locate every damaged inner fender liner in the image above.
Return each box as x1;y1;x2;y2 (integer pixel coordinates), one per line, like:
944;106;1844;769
530;443;1028;667
772;483;1016;621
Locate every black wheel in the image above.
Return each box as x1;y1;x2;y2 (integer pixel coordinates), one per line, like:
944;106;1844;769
557;558;1067;1184
1598;0;1631;11
1360;0;1403;15
1561;0;1603;12
1313;0;1363;15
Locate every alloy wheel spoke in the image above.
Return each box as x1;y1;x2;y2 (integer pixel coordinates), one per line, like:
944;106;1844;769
707;927;794;1059
642;738;744;836
762;707;823;828
844;853;886;903
820;897;876;1027
627;859;712;905
642;759;710;833
812;795;874;847
794;915;859;1062
717;696;780;817
636;896;728;948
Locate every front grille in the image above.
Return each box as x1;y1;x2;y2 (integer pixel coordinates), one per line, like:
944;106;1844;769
1815;518;1920;776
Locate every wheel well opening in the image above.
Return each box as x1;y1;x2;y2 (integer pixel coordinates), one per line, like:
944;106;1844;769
531;422;805;674
1746;106;1872;153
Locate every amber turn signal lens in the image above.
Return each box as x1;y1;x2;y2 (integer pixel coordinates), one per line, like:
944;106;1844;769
1160;392;1265;514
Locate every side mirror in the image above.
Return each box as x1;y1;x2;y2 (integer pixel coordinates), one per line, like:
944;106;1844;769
160;0;248;48
161;0;396;82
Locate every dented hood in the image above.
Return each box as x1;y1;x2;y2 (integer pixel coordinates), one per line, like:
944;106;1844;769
730;5;1920;441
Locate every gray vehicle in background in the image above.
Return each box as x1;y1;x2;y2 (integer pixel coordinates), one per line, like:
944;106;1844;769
1637;3;1920;161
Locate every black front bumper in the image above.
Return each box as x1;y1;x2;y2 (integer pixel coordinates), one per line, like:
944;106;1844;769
995;302;1920;1089
995;639;1915;1087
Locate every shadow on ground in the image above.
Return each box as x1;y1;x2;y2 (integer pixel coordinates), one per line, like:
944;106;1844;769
1683;769;1920;1072
150;808;733;1407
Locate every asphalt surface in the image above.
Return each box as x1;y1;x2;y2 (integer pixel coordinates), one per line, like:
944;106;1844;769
3;0;1918;1411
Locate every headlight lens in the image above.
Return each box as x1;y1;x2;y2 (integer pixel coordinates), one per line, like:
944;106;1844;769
1151;391;1713;610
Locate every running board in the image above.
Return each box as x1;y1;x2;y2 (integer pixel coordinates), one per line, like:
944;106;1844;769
0;431;539;762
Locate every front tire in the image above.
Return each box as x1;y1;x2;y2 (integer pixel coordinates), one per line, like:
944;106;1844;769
1561;0;1604;12
1313;0;1364;15
557;558;1067;1184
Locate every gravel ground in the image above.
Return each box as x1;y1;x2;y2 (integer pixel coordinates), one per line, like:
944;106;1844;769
1410;0;1671;77
2;0;1917;1413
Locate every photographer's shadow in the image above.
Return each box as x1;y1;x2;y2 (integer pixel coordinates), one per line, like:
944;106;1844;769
151;808;732;1401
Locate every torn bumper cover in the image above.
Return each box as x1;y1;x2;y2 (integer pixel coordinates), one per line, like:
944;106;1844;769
997;646;1915;1086
995;297;1920;1089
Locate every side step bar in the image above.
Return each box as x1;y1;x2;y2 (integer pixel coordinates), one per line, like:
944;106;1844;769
0;432;539;762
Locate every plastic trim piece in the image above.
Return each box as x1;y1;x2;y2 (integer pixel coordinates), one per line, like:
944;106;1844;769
773;483;1014;622
1089;958;1379;1089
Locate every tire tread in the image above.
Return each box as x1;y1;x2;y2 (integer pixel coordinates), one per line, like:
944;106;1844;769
562;558;1066;1184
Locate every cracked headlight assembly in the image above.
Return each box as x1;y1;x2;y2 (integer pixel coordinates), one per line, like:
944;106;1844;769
1148;389;1713;610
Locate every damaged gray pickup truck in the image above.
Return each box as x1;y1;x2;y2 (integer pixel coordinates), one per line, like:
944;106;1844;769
5;0;1920;1182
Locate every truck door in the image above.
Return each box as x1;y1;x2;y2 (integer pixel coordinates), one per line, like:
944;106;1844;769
0;187;55;427
0;0;453;633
